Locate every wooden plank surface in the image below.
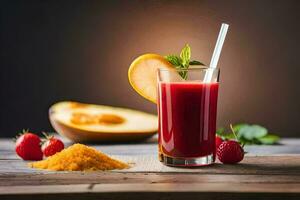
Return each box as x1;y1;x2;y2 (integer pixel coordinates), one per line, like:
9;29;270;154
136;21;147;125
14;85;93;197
1;172;300;186
1;137;300;199
1;184;300;200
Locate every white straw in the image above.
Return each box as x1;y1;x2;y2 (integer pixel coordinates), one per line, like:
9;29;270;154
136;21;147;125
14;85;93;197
203;23;229;83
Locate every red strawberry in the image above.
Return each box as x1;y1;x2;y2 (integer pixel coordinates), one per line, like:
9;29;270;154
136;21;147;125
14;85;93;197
217;140;244;164
15;130;43;161
215;136;224;149
42;133;64;157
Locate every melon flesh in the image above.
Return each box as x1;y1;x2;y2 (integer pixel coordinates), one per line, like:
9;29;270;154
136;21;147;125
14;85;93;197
49;101;158;142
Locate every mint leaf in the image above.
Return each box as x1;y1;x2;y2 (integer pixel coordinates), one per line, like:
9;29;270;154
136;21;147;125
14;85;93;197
165;55;182;67
238;125;268;140
189;60;205;65
257;134;280;145
180;44;191;67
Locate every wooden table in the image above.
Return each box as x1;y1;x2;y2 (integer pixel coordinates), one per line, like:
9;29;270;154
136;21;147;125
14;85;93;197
1;137;300;200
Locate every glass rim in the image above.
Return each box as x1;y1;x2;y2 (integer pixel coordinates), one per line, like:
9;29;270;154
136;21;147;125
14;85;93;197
158;66;220;72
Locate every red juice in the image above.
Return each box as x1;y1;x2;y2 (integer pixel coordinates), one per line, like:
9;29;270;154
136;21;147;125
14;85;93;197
158;82;219;159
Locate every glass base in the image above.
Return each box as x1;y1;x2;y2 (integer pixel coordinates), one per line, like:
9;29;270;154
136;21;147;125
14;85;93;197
159;153;214;167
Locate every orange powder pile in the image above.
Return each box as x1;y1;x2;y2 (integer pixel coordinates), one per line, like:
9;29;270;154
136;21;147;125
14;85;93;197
28;144;129;171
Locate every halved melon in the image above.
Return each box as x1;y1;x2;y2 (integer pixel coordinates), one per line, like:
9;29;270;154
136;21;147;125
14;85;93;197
49;101;158;142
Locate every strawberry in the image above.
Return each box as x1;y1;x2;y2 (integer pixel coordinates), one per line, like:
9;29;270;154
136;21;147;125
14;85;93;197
216;124;245;164
217;140;244;164
15;130;43;161
215;136;224;149
41;133;64;157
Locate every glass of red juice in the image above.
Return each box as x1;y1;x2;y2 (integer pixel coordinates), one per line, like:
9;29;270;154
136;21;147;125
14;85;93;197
157;67;220;167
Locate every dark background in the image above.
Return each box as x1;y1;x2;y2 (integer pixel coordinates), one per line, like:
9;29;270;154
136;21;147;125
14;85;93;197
1;0;299;137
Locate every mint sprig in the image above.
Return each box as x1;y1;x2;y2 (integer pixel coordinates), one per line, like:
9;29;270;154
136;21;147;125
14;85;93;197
180;44;191;67
217;123;280;145
165;44;205;79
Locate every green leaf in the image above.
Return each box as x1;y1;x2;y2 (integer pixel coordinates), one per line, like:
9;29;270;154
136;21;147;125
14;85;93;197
238;125;268;140
224;133;236;140
165;55;182;67
189;60;205;66
233;123;248;133
240;138;256;145
257;134;280;145
180;44;191;67
218;123;280;146
216;128;229;139
216;127;225;135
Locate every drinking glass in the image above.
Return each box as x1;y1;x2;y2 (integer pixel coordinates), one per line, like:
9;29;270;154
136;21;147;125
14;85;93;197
157;67;220;166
